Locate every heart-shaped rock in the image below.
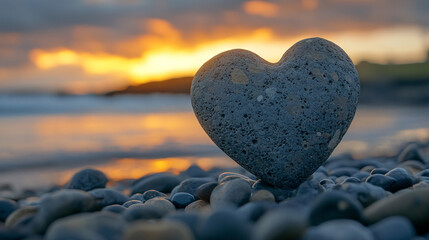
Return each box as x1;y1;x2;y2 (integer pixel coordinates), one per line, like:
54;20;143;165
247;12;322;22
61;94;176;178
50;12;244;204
191;38;359;189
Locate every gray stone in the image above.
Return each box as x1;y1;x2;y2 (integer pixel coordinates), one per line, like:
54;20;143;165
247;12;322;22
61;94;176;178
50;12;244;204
102;204;126;214
210;178;251;209
199;209;252;240
138;190;167;202
89;188;129;209
171;177;214;199
164;212;206;238
32;189;96;233
385;168;414;192
184;200;211;213
122;204;164;221
309;191;363;225
364;187;429;234
252;180;294;201
143;197;176;216
171;192;195;208
370;216;415;240
218;172;255;185
131;173;181;194
333;182;387;207
123;221;194;240
122;200;142;208
45;212;126;240
191;37;359;188
250;190;275;202
0;198;18;222
304;219;374;240
365;174;396;191
255;208;307;240
5;205;38;228
197;182;218;202
68;168;108;191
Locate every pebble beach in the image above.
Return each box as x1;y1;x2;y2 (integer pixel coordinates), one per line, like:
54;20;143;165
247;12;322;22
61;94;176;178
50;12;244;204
0;141;428;240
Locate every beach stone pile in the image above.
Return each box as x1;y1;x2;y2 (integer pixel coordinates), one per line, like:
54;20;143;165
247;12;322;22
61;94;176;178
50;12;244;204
0;142;428;240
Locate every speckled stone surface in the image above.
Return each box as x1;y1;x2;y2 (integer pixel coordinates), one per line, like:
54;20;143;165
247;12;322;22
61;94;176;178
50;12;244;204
191;37;359;189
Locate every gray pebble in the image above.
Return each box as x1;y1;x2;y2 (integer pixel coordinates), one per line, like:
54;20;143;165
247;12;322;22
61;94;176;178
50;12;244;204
309;190;363;226
250;190;275;202
140;190;167;201
197;182;218;202
164;212;206;238
191;37;359;189
102;204;126;214
385;168;414;192
68;168;108;191
210;178;251;209
252;180;294;201
171;177;214;199
131;173;181;194
32;189;96;233
199;209;252;240
333;182;387;207
122;204;163;222
143;197;176;216
88;188;129;209
370;216;415;240
365;174;396;191
184;200;211;213
45;212;126;240
255;208;307;240
304;219;374;240
5;205;38;228
122;200;142;208
370;168;389;175
172;193;195;208
0;198;18;222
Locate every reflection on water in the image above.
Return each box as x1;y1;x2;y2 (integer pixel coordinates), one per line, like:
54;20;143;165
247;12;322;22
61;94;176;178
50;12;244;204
0;95;428;189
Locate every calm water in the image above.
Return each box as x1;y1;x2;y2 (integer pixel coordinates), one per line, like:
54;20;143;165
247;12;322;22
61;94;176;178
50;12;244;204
1;94;429;189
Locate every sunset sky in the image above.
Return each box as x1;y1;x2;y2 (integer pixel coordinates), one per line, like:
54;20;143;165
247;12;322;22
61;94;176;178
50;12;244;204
1;0;429;94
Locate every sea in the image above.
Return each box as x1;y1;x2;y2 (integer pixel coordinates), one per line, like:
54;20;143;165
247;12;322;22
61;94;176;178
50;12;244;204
1;94;429;190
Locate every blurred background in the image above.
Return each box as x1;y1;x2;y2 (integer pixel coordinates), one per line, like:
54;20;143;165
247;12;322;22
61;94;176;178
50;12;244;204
0;0;428;190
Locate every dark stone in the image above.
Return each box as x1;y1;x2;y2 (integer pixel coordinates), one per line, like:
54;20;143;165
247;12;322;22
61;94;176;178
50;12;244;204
417;169;429;178
385;168;414;192
122;204;163;222
131;173;181;194
333;182;387;207
122;200;142;208
171;193;195;208
341;177;360;184
370;168;389;175
329;167;358;177
309;191;364;226
199;209;252;240
252;180;294;201
370;216;415;240
102;204;126;214
304;219;374;240
68;168;108;191
0;198;18;222
32;190;96;233
45;212;126;240
318;179;335;192
237;202;276;222
352;171;370;181
181;164;207;178
164;212;206;238
171;177;214;199
255;208;307;240
89;189;129;209
197;182;218;202
210;178;251;209
140;190;167;202
365;174;396;191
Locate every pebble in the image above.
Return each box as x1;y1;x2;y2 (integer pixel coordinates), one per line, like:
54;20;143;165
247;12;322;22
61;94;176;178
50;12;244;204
68;168;108;191
365;174;396;191
304;219;374;240
122;200;143;208
370;168;389;175
164;212;206;238
252;180;294;201
333;182;388;207
0;198;18;222
397;143;427;163
5;205;38;228
364;187;429;234
398;160;425;174
32;189;96;233
385;168;414;192
181;164;208;178
197;182;218;202
255;208;307;240
329;167;358;177
143;197;176;216
250;190;275;202
123;221;194;240
122;203;164;221
171;177;214;199
369;216;416;240
131;173;181;194
140;190;168;201
45;212;126;240
172;192;195;208
218;172;255;184
102;204;126;214
341;177;360;184
352;171;370;181
210;178;251;209
89;188;129;209
309;191;363;226
191;37;359;189
199;209;252;240
184;200;211;213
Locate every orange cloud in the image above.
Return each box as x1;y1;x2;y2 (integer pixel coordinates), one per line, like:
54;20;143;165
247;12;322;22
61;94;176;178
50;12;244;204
243;1;279;18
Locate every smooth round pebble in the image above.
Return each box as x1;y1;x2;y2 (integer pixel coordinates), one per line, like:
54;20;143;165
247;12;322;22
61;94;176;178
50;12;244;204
171;177;214;199
68;168;108;191
197;182;218;202
140;190;167;202
210;178;251;209
255;208;307;240
122;204;163;222
191;37;359;189
385;168;414;192
102;204;126;214
122;200;143;208
5;205;38;228
123;221;194;240
370;168;389;175
199;209;252;240
184;200;211;213
131;173;181;194
309;191;363;225
89;189;129;209
0;198;18;222
304;219;374;240
144;197;176;216
333;182;387;207
250;190;275;202
365;174;396;191
172;192;195;208
370;216;416;240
